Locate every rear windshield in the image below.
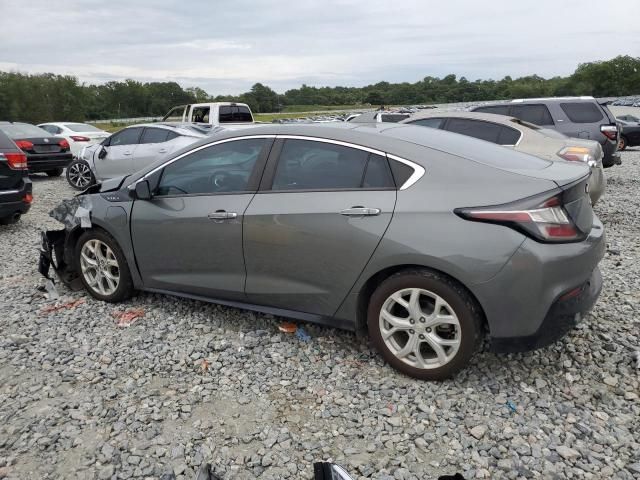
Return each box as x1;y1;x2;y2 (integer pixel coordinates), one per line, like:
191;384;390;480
219;106;253;123
64;123;103;132
380;114;410;123
473;105;510;116
0;123;51;138
560;103;603;123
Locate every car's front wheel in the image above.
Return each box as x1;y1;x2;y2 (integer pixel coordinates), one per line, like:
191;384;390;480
66;160;95;190
75;229;134;302
368;269;482;380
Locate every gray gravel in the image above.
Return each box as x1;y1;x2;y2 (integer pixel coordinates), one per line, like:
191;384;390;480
1;151;639;480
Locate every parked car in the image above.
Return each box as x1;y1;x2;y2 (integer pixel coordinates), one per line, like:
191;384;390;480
401;111;605;204
610;97;640;106
617;119;640;150
0;122;73;176
67;123;211;190
471;97;621;168
38;122;110;158
0;129;32;224
162;102;254;126
40;123;603;380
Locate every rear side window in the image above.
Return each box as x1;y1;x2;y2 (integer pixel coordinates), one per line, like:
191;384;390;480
388;159;414;187
140;128;169;144
190;107;210;123
271;140;369;190
445;118;503;144
510;104;554;126
473;105;510;116
362;154;395;188
166;131;180;141
497;126;521;145
219;106;253;123
560;103;603;123
163;106;186;122
409;118;444;129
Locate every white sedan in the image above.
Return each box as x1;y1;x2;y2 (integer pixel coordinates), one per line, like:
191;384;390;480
38;122;110;158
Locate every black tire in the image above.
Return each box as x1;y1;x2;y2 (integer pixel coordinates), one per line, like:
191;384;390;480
75;229;134;302
618;136;627;151
367;269;483;381
46;168;64;177
66;160;95;190
0;213;20;225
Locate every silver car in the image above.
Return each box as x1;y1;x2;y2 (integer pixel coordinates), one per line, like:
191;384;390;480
40;123;604;380
66;123;211;190
401;111;606;204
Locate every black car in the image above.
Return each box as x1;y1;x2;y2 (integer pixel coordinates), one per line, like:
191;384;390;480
471;97;621;168
0;129;32;224
0;122;73;176
617;119;640;150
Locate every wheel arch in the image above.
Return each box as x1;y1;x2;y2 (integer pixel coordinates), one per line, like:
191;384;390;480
354;263;488;336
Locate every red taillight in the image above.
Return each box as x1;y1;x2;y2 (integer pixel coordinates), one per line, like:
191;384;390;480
59;139;70;149
601;125;618;141
24;193;33;204
15;140;33;150
455;194;582;243
4;152;28;169
70;136;90;142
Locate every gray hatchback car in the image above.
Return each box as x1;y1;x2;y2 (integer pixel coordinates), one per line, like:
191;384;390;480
40;124;604;380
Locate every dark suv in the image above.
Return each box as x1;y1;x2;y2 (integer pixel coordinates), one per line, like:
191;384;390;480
0;129;32;224
471;97;621;167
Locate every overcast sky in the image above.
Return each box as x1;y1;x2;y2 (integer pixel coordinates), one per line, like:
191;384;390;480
0;0;638;95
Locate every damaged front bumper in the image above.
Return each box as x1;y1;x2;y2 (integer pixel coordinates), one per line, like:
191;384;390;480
39;195;94;289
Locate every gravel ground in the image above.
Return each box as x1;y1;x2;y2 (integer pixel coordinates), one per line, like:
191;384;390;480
1;151;639;480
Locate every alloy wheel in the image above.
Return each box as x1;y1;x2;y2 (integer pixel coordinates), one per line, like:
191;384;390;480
379;288;461;369
68;162;93;189
80;239;120;296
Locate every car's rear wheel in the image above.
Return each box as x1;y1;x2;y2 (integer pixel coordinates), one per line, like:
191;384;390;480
75;229;133;302
618;136;627;151
46;168;64;177
368;269;482;380
66;160;95;190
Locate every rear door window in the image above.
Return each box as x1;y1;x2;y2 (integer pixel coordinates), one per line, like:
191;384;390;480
362;154;395;188
497;126;521;145
560;103;604;123
140;128;170;144
444;118;503;143
409;118;445;129
473;105;510;116
510;104;554;126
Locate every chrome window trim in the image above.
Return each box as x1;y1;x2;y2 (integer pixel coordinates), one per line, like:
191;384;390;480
276;135;425;190
130;135;277;187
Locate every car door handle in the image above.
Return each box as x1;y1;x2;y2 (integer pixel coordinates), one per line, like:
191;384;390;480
340;207;381;216
207;211;238;220
158;148;168;153
123;151;133;155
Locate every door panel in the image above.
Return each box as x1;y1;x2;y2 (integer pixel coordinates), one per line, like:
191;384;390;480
243;190;396;316
94;145;137;179
131;194;254;299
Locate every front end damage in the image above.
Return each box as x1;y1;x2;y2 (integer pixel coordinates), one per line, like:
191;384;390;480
39;191;96;290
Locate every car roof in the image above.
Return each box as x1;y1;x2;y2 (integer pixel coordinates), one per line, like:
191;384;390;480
402;110;525;126
121;122;207;136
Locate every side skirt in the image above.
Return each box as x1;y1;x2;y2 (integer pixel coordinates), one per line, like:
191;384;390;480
141;287;356;332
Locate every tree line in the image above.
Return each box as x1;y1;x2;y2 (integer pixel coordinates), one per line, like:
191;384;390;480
0;55;638;124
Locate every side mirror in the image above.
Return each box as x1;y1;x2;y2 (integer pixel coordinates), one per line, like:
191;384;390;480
133;180;152;200
98;146;108;160
314;463;354;480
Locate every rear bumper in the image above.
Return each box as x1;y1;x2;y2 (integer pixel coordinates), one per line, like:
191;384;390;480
26;152;72;172
471;215;605;348
491;267;602;353
0;179;32;218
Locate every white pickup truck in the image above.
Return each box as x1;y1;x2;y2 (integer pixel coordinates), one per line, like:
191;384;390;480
162;102;255;125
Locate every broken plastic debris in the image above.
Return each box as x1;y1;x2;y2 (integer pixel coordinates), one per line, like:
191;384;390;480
40;298;84;315
49;196;93;230
200;358;210;373
44;279;60;300
278;321;297;333
295;326;311;342
113;308;145;327
506;400;517;413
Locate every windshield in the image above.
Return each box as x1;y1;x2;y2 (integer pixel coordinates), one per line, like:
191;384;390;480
0;123;52;138
64;123;103;132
